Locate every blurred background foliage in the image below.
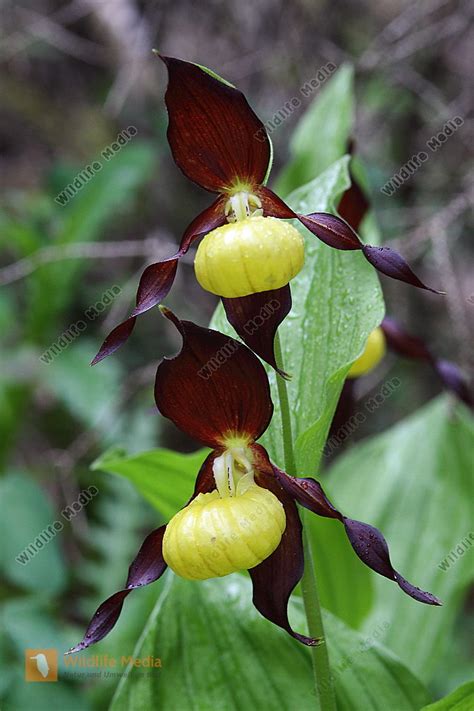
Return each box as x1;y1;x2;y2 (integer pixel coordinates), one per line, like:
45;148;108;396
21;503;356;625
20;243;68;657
0;1;472;709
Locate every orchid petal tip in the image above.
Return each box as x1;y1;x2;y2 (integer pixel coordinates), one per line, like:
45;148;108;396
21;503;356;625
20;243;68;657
64;644;83;656
90;354;102;367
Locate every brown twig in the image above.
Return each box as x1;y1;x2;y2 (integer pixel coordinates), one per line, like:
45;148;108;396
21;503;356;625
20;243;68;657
0;236;183;286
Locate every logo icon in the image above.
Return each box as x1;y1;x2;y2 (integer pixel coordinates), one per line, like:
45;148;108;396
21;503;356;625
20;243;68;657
25;649;58;682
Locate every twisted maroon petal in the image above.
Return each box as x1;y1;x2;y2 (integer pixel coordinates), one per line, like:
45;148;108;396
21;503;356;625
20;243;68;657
91;262;177;366
257;186;443;292
341;518;441;604
91;196;227;365
381;317;473;408
65;526;167;654
250;449;321;646
159;55;271;193
433;360;473;408
222;285;292;378
381;317;433;360
361;244;442;293
299;213;361;250
155;309;273;448
255;186;295;218
252;445;441;607
66;452;217;655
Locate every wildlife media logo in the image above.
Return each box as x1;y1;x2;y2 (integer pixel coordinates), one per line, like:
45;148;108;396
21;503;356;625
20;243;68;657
25;649;58;682
24;648;162;682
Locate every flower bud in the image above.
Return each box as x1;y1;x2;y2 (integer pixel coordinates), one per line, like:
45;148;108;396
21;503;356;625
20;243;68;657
194;216;305;298
163;484;286;580
348;326;386;378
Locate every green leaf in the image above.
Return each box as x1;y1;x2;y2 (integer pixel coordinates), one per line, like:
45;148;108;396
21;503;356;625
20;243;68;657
325;396;474;680
194;61;236;88
421;682;474;711
111;573;430;711
0;472;66;594
92;447;210;520
275;64;354;195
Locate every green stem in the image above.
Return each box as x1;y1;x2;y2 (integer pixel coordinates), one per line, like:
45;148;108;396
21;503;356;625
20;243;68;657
274;333;337;711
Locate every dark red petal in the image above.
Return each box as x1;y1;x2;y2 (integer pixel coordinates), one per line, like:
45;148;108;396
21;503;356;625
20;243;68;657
299;213;361;250
249;457;321;646
176;193;228;256
66;454;217;655
159;55;271;193
258;187;442;292
222;285;292;379
257;187;360;250
65;526;168;654
381;317;433;360
131;259;179;318
91;316;137;366
191;451;219;496
256;186;295;218
362;245;444;293
342;519;441;605
91;196;227;365
256;453;442;607
155;308;273;448
337;176;369;232
433;360;473;408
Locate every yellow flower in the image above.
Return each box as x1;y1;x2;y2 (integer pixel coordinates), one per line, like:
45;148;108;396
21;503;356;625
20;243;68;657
348;327;386;378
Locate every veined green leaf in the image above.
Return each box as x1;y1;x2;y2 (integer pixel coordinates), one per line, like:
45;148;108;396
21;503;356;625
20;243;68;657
325;396;474;681
92;447;210;521
275;64;354;195
111;573;430;711
422;682;474;711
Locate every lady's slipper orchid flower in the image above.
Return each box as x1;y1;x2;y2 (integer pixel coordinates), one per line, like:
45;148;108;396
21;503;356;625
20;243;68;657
347;318;471;388
331;317;472;443
92;55;442;377
68;309;440;655
347;325;386;378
